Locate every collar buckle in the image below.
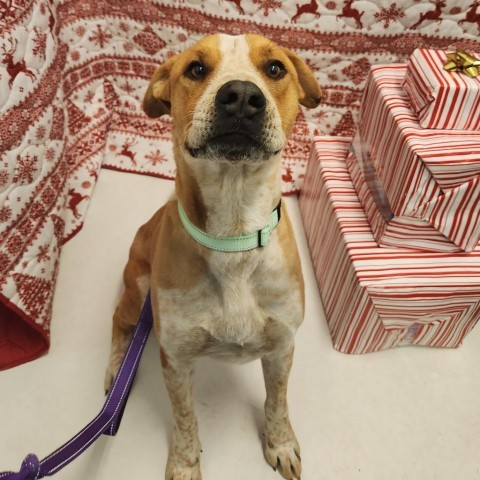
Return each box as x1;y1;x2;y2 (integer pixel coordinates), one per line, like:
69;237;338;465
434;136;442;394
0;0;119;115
257;201;281;248
257;229;264;248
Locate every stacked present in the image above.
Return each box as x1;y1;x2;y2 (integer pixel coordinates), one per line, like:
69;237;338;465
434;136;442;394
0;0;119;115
299;49;480;354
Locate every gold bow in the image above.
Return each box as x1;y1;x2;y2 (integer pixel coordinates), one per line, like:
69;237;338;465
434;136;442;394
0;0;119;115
443;50;480;78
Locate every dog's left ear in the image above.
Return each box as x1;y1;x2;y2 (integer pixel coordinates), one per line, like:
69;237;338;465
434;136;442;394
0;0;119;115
143;55;177;118
283;49;321;109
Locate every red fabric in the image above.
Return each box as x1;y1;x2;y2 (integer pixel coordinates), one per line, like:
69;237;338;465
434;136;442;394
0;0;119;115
0;294;48;370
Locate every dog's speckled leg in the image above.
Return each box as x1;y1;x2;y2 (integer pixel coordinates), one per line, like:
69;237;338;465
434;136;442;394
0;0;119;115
104;274;151;392
105;222;152;393
262;347;301;480
162;353;202;480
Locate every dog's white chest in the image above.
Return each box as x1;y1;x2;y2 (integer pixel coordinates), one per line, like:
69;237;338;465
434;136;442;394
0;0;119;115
165;252;267;344
204;254;265;346
158;278;265;361
156;239;302;361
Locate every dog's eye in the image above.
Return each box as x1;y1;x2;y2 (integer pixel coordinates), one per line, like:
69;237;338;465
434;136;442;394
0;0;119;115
185;61;207;80
266;61;287;80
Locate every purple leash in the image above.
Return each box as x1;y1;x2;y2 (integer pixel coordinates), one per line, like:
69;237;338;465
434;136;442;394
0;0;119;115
0;292;153;480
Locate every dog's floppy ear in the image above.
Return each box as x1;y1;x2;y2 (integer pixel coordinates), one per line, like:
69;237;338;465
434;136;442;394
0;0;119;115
283;48;321;109
143;55;177;118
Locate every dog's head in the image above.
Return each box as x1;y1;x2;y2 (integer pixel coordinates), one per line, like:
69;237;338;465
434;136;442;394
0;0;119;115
143;34;321;164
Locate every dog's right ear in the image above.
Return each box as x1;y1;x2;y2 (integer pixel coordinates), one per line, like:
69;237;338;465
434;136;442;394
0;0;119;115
143;55;177;118
282;48;321;109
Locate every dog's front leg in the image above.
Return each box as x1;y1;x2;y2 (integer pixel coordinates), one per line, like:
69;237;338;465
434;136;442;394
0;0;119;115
161;350;202;480
262;346;301;480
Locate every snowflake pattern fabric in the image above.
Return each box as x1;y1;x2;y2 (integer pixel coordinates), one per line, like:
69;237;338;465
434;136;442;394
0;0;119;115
0;0;480;369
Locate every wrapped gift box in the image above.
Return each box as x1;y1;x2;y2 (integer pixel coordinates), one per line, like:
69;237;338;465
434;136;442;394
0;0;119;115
354;65;480;253
346;132;468;252
299;137;480;354
403;48;480;130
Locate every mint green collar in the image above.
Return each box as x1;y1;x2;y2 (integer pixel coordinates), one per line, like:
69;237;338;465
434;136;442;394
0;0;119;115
177;200;281;252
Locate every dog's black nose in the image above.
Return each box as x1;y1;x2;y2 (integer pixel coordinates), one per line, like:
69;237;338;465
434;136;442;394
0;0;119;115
215;80;266;119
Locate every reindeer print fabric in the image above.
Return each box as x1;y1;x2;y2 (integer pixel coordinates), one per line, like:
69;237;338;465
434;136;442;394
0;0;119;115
1;0;480;368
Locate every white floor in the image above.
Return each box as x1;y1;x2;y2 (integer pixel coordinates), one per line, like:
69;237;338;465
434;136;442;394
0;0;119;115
1;169;480;480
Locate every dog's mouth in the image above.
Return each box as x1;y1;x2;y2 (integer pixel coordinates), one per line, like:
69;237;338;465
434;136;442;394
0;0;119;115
186;131;280;162
211;131;258;144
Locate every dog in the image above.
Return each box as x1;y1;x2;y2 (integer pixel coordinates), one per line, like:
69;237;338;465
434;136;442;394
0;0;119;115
105;33;321;480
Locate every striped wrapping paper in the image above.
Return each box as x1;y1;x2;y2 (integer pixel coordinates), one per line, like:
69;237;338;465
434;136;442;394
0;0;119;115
299;137;480;354
346;132;471;252
403;49;480;130
356;65;480;253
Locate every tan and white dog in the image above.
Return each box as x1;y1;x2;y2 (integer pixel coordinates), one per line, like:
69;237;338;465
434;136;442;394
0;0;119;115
105;33;321;480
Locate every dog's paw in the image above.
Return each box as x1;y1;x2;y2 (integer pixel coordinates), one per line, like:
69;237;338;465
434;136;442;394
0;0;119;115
103;356;122;394
264;436;301;480
103;365;116;394
165;457;202;480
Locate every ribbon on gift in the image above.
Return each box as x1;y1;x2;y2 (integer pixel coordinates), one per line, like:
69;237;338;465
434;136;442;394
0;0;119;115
443;50;480;78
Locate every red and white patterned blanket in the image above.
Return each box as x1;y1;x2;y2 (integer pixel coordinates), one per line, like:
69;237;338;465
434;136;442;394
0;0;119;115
1;0;479;369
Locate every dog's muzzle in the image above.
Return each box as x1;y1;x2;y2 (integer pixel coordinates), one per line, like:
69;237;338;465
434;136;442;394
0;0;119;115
188;80;273;162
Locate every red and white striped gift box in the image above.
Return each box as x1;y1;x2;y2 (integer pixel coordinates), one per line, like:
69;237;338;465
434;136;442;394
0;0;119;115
299;137;480;354
346;132;476;252
355;65;480;253
403;48;480;130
